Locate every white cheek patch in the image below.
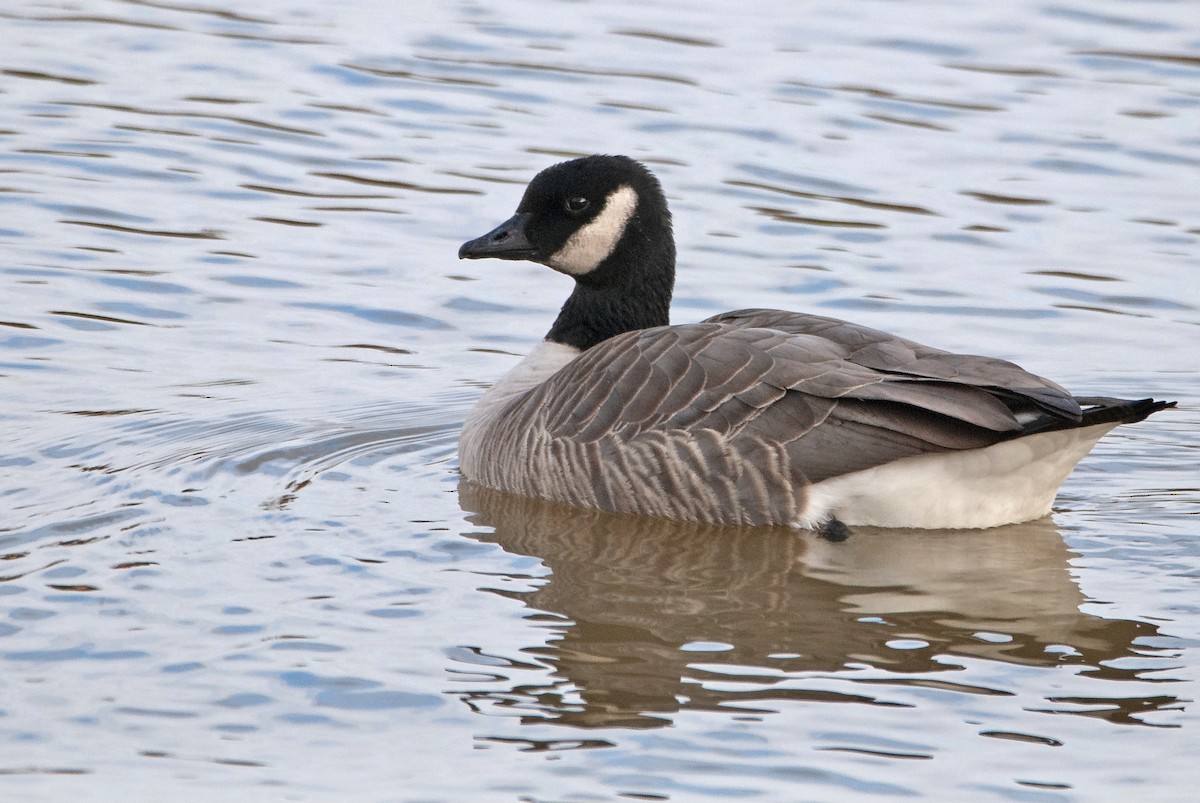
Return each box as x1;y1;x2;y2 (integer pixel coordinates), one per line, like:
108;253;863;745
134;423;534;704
546;185;638;276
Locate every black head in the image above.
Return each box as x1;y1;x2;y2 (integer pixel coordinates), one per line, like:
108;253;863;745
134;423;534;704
459;155;676;349
459;155;672;279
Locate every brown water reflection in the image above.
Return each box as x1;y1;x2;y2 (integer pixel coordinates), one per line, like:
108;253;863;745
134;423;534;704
459;484;1177;731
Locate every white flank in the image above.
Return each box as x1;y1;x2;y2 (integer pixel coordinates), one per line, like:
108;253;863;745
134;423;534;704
797;422;1123;529
459;339;581;475
546;185;639;275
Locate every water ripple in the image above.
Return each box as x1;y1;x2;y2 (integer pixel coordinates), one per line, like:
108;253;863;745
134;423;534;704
1;0;1196;799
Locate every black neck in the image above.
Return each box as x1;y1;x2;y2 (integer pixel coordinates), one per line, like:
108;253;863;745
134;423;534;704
546;283;669;351
546;231;675;351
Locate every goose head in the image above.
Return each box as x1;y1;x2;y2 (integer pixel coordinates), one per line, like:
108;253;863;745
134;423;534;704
459;155;676;351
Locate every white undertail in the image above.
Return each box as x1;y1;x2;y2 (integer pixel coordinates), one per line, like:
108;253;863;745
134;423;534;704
799;422;1121;529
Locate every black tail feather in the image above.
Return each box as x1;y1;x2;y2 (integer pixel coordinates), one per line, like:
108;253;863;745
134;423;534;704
1012;396;1175;437
1075;397;1177;427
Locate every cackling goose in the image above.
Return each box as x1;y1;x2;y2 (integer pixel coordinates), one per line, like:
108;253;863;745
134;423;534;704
457;155;1174;533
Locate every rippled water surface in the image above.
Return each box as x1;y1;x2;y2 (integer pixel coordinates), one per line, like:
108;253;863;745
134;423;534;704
2;0;1198;800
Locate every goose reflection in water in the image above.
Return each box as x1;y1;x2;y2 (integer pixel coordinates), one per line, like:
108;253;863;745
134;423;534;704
456;483;1182;733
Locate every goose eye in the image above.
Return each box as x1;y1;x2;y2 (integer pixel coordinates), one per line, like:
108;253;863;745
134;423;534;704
565;196;589;213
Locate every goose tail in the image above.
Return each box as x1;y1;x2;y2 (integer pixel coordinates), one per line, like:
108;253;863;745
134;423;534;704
1075;397;1177;427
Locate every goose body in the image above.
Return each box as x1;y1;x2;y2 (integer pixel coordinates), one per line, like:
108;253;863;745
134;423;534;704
458;155;1173;530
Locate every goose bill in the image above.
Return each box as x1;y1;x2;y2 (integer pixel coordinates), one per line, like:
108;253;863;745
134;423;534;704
459;213;537;260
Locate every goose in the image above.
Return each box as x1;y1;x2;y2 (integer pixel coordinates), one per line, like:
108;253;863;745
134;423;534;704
457;154;1174;534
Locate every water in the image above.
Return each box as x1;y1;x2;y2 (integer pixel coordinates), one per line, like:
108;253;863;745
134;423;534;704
1;0;1198;800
